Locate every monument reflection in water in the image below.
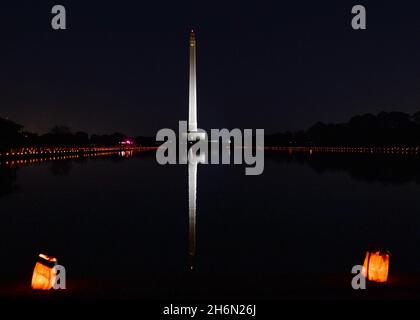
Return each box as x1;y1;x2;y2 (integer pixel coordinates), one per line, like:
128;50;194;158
187;148;205;270
187;143;229;271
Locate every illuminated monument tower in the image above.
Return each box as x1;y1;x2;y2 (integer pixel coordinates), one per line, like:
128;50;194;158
188;30;197;134
188;30;206;142
186;30;206;270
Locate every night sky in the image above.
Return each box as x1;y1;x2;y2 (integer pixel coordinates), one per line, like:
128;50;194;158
1;1;420;136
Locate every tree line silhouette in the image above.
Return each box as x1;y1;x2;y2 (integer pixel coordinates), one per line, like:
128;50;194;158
266;111;420;146
0;117;157;151
3;110;420;150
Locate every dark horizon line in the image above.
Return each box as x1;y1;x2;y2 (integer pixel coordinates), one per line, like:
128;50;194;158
4;109;420;136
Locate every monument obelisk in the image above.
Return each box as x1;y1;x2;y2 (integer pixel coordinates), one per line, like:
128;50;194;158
187;30;206;142
188;30;198;136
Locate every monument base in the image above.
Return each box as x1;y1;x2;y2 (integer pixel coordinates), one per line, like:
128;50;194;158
188;131;207;142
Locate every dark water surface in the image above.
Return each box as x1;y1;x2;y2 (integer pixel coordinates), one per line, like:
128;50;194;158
0;152;419;299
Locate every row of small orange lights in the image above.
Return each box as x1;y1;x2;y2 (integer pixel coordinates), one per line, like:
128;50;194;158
0;149;157;167
0;146;158;165
266;146;420;155
0;146;157;158
0;152;117;166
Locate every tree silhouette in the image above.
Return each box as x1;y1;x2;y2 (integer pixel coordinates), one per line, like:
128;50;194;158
267;111;420;147
0;117;23;150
